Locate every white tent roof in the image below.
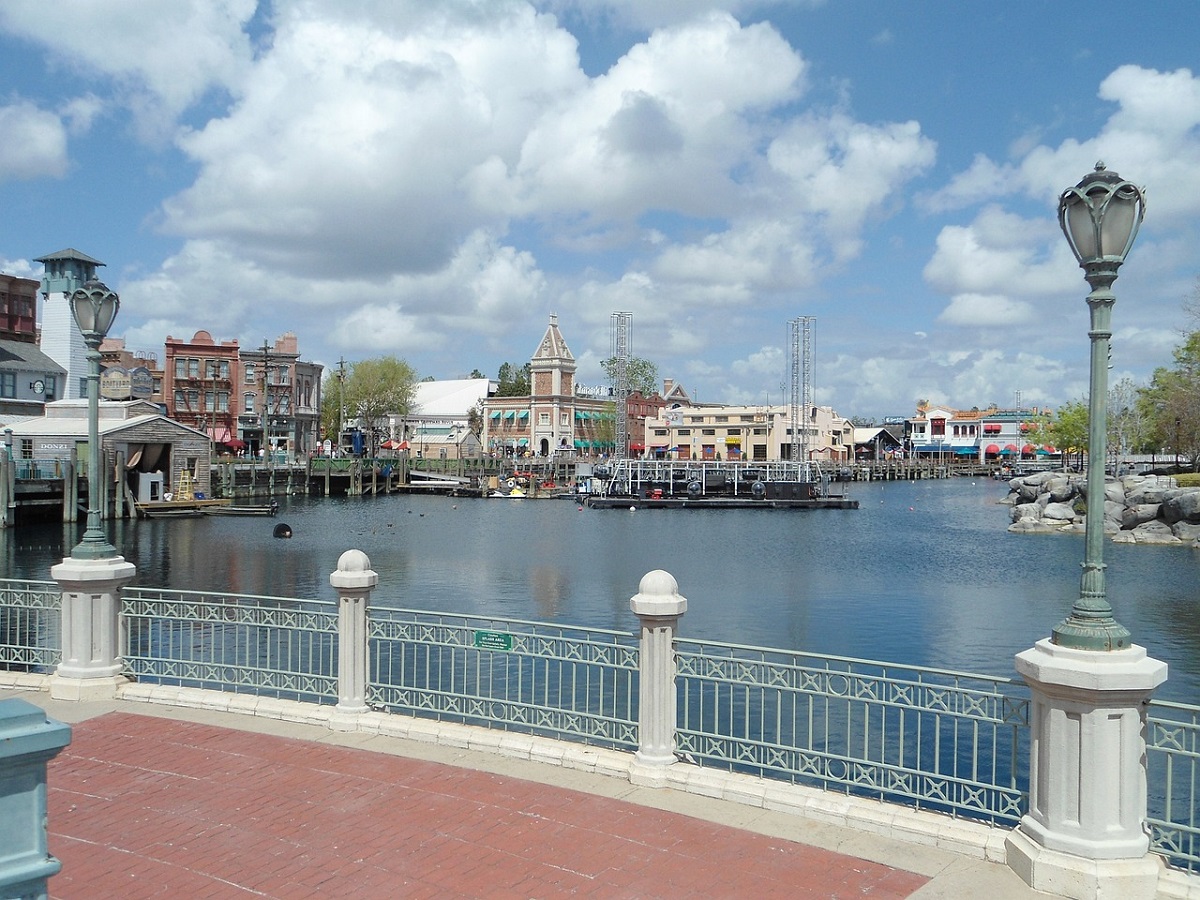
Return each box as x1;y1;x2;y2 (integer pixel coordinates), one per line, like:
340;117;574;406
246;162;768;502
411;378;494;417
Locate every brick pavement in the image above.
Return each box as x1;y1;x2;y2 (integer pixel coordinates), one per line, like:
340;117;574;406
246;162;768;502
47;713;930;899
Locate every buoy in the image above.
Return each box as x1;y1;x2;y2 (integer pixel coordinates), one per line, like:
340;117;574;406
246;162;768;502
629;506;636;511
273;523;292;539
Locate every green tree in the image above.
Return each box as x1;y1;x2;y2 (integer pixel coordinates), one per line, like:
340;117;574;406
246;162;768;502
1139;330;1200;470
496;362;530;396
1051;400;1090;469
601;356;659;396
320;364;350;444
466;400;484;442
343;357;418;453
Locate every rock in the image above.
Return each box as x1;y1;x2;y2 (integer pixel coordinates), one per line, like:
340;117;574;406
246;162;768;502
1104;482;1126;505
1120;503;1161;530
1046;476;1075;502
1129;521;1181;544
1171;521;1200;542
1008;519;1058;534
1011;502;1042;522
1112;531;1135;543
1161;489;1200;525
1041;502;1076;521
1103;499;1125;524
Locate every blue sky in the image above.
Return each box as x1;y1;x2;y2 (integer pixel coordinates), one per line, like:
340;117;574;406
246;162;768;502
2;0;1198;420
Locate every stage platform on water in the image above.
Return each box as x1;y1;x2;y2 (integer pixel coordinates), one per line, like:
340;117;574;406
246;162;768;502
586;495;858;510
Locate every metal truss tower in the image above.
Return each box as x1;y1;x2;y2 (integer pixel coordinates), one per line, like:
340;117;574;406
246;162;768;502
789;317;814;466
611;311;632;460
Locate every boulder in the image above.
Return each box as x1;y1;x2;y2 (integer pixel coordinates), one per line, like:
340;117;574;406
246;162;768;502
1008;518;1058;534
1128;521;1181;544
1171;521;1200;543
1103;499;1125;525
1045;476;1075;502
1120;503;1161;530
1041;502;1076;522
1011;502;1042;522
1161;489;1200;525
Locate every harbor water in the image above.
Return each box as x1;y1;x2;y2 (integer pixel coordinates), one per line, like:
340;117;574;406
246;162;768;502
4;477;1198;701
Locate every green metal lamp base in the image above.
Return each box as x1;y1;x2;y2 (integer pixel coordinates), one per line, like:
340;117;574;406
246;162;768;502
1051;615;1131;651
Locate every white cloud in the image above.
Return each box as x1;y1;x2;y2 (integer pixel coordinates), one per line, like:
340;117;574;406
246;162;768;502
938;293;1035;327
0;0;255;137
0;101;68;181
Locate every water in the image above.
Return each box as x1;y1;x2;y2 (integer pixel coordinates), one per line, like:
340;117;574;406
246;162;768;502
4;478;1198;701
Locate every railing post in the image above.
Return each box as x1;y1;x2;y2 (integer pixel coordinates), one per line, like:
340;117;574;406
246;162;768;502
629;570;687;786
49;556;136;701
329;549;377;731
1005;640;1167;898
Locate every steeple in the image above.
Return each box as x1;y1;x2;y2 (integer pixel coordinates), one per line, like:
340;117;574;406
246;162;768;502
531;313;574;368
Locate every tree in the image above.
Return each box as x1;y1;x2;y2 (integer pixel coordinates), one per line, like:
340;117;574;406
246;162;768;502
320;365;350;444
467;368;485;379
1139;330;1200;470
496;362;530;396
601;356;659;396
1108;377;1151;461
1050;400;1089;470
343;357;418;453
466;400;484;442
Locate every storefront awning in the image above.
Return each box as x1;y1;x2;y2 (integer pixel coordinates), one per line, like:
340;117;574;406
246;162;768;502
489;411;501;419
517;411;529;419
984;444;1000;454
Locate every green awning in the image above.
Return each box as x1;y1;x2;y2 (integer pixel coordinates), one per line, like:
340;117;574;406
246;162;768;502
503;411;515;420
489;411;501;420
517;438;528;446
517;411;529;419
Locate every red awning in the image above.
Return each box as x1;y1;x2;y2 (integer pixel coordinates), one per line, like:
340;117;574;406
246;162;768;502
984;444;1000;454
1022;444;1036;454
1004;444;1019;452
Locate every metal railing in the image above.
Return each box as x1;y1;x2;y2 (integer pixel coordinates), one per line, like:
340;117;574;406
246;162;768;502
2;577;1198;874
1148;700;1200;874
120;587;339;704
0;579;60;672
367;608;639;751
674;638;1031;827
11;459;67;480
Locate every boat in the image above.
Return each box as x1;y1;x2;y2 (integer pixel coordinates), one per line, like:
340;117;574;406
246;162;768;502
135;498;233;518
205;500;279;517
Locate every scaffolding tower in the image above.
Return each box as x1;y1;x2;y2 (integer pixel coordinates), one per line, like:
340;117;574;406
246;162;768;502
789;316;814;466
610;311;632;460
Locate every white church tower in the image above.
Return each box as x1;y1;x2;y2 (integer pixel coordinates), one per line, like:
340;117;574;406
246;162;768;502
35;248;105;400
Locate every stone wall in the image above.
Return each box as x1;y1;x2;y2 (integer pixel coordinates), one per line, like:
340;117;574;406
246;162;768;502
1003;471;1200;546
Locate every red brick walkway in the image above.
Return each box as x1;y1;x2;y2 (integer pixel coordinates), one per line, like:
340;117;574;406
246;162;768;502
47;713;929;898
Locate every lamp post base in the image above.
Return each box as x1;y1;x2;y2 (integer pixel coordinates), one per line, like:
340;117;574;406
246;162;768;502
1006;827;1162;900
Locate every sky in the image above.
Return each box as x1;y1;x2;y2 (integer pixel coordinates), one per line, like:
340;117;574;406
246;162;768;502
1;0;1198;421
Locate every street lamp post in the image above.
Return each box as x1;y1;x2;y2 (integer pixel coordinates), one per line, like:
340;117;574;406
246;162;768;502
68;279;120;559
1052;162;1145;651
51;279;137;701
1005;164;1166;896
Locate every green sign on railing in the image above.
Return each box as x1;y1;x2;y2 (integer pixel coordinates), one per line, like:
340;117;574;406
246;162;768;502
473;630;514;651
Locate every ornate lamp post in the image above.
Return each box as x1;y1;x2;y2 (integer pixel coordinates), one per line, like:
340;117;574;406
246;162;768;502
1006;164;1165;897
51;278;136;701
67;279;120;559
1052;162;1145;651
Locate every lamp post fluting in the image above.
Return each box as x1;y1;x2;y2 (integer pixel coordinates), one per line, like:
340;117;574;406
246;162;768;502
1053;162;1145;651
67;279;120;559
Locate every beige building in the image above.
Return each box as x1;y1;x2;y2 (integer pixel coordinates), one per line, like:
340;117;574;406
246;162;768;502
646;403;851;462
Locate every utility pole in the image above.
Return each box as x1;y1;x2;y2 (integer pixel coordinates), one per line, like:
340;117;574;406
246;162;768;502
337;357;347;453
261;339;273;498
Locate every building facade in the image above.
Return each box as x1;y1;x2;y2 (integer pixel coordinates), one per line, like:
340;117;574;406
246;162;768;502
906;402;1054;461
165;330;242;445
0;271;66;416
237;333;322;459
645;404;852;462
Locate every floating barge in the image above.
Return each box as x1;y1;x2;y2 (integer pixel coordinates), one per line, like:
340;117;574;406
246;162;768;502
135;498;232;518
586;460;858;510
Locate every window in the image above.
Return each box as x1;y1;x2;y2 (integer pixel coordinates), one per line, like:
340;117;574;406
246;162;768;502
715;416;728;423
244;364;256;384
539;413;550;425
44;375;57;400
205;392;217;413
702;429;716;436
173;389;186;409
188;358;200;378
560;413;569;426
678;428;691;435
243;393;256;414
654;429;668;436
20;438;32;459
174;358;187;378
217;392;229;413
0;372;13;398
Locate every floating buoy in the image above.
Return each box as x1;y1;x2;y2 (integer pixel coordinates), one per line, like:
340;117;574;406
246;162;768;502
629;505;636;511
273;523;293;539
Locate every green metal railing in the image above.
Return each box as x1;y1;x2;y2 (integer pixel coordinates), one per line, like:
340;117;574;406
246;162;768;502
674;638;1031;826
120;587;339;704
1148;700;1200;873
1;577;1197;873
0;579;60;672
368;608;639;750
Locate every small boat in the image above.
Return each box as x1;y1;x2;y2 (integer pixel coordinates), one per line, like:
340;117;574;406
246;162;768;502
490;487;526;498
205;500;279;517
135;497;233;518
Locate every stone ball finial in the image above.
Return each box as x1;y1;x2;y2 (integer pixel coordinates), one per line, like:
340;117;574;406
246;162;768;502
337;548;371;572
630;569;687;619
330;548;379;593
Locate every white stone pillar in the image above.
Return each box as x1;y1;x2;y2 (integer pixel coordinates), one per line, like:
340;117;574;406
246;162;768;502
49;556;136;701
329;549;377;731
1006;638;1167;900
629;570;686;786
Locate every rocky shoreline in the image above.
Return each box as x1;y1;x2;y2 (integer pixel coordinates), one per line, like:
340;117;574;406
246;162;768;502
1003;471;1200;547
